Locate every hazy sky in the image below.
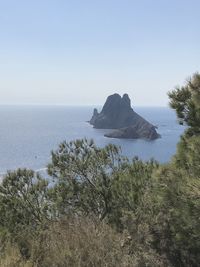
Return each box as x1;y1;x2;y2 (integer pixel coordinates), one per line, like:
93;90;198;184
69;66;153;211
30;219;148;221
0;0;199;106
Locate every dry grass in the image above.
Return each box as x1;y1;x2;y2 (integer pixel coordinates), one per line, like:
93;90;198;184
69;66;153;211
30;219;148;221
0;217;135;267
0;216;171;267
0;245;32;267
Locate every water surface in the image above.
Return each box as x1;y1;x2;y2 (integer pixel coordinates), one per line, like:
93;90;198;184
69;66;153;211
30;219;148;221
0;106;185;174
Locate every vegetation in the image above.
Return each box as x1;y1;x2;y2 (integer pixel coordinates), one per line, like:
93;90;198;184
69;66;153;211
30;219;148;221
0;73;200;266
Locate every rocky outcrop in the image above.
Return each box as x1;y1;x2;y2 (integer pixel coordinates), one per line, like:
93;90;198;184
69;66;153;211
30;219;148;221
89;93;160;140
105;124;159;140
89;108;99;125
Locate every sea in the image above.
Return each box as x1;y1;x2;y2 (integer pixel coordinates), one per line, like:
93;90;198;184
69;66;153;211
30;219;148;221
0;106;186;175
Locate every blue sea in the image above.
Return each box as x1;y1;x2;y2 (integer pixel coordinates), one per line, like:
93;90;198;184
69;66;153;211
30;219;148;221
0;106;186;175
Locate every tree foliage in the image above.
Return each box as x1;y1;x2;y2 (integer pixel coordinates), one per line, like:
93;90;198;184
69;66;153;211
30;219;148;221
168;72;200;136
47;138;128;221
0;169;51;237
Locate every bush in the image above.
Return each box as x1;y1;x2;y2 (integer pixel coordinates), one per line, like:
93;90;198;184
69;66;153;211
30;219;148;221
1;217;136;267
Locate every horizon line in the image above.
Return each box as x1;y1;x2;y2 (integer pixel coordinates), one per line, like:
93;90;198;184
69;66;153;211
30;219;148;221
0;103;169;108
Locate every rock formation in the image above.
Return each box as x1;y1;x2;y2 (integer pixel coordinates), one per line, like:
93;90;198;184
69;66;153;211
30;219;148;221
89;93;160;140
89;108;99;125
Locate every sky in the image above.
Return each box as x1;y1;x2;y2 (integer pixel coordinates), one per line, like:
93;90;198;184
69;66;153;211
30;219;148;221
0;0;199;106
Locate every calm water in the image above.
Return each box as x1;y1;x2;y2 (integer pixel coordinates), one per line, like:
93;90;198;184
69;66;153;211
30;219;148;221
0;106;186;174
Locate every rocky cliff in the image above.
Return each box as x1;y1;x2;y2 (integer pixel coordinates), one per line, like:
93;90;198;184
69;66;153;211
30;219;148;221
89;93;160;140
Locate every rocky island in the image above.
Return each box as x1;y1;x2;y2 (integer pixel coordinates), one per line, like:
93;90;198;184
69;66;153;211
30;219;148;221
89;93;160;140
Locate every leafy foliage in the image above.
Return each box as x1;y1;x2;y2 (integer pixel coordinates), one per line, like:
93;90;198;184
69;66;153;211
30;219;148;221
168;72;200;136
0;168;52;258
48;138;128;221
144;165;200;267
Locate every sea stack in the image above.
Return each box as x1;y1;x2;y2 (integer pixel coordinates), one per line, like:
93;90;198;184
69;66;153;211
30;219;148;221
89;93;160;140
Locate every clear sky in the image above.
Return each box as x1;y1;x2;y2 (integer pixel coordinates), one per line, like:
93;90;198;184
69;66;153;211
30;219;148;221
0;0;199;106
